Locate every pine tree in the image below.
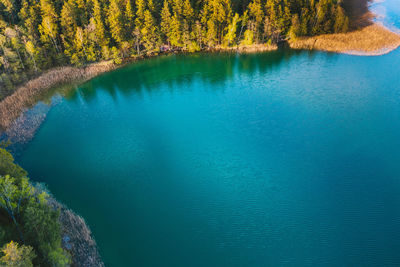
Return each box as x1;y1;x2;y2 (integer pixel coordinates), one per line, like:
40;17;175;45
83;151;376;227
75;0;88;26
0;0;16;23
2;28;24;70
107;0;125;45
60;0;77;41
224;13;240;46
201;0;233;46
288;13;301;39
92;0;108;47
25;40;39;72
334;6;349;33
39;0;60;53
161;0;172;44
0;0;351;93
141;9;160;51
169;13;183;47
125;0;134;32
248;0;264;43
134;0;146;52
135;0;146;26
191;20;204;49
238;10;249;41
19;0;41;41
282;0;292;34
183;0;194;23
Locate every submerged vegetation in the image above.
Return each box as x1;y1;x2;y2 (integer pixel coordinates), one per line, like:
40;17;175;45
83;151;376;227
0;0;350;99
0;61;115;130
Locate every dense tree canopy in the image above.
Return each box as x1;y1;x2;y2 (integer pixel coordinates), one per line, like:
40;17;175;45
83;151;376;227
0;241;36;266
0;148;70;266
0;0;349;98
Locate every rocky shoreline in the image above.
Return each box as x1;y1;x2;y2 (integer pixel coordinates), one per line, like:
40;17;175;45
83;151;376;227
49;198;105;267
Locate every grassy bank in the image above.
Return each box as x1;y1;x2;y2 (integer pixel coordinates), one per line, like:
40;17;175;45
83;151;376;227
289;23;400;55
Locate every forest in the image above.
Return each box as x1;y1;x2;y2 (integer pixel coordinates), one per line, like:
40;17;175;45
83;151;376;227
0;145;70;266
0;0;349;99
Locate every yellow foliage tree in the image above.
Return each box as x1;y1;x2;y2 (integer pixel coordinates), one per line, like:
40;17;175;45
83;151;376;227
0;241;35;267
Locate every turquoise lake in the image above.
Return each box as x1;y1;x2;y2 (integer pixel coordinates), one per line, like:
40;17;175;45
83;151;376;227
16;1;400;266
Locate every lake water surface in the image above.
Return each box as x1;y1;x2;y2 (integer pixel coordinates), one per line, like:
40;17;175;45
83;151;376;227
17;1;400;266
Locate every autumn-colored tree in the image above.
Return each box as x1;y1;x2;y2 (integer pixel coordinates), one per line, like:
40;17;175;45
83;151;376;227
201;0;233;46
334;6;349;33
92;0;109;47
224;13;240;46
141;9;160;51
107;0;125;45
19;0;41;41
161;0;172;44
39;0;60;53
25;40;39;72
248;0;264;43
0;0;350;97
0;241;35;267
125;0;135;32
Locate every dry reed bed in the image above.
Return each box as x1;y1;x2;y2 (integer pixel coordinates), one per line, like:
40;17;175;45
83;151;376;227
1;22;399;131
289;24;400;55
0;46;277;132
0;61;115;131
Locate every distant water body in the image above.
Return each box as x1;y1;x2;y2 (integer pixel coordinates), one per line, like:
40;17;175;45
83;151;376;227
371;0;400;31
18;3;400;266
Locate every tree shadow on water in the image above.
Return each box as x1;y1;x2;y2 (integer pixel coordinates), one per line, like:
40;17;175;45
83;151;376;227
66;49;311;104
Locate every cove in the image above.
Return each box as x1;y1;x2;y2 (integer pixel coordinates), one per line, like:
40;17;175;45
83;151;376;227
15;3;400;263
16;47;400;266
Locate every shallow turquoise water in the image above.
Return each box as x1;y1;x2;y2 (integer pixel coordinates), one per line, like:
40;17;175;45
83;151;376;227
17;48;400;266
371;0;400;31
16;3;400;264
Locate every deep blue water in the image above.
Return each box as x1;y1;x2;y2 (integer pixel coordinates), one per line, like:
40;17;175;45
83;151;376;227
17;2;400;266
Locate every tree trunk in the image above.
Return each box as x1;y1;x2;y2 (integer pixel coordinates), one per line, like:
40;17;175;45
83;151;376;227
9;211;25;244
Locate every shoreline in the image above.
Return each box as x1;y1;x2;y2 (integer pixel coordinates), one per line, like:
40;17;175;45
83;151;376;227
0;61;116;132
0;46;277;133
0;26;398;133
289;23;400;56
49;198;105;267
1;20;399;133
